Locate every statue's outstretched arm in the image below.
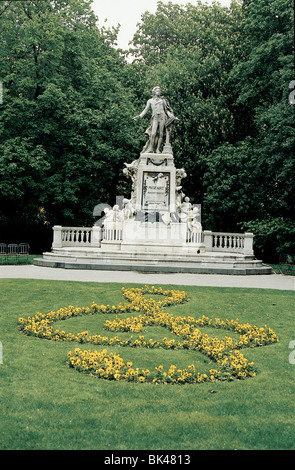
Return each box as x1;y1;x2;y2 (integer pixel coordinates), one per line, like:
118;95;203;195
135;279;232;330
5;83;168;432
134;99;151;120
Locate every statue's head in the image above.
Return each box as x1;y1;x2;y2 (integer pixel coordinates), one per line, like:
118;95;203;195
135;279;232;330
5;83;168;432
152;86;161;96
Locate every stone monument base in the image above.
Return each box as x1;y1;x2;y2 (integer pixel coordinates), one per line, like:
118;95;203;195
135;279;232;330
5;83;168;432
35;150;272;275
34;245;272;275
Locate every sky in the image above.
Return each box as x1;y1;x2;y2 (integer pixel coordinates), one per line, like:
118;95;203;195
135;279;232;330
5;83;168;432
91;0;233;50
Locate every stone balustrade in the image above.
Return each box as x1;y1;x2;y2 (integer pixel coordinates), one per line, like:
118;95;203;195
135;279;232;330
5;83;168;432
52;226;96;248
52;225;254;255
203;230;254;255
186;231;204;244
102;222;123;243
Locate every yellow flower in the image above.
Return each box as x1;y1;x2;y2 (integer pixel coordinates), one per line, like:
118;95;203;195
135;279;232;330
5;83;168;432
19;285;279;386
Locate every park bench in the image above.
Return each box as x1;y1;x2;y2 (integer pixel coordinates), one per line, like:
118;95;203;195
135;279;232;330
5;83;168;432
279;253;295;275
18;243;30;261
0;243;30;263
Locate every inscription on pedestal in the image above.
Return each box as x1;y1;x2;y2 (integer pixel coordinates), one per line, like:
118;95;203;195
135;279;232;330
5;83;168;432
142;171;170;210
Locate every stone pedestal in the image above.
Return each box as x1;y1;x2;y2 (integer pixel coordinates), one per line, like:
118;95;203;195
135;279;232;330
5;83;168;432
134;152;176;214
120;220;189;253
120;151;204;253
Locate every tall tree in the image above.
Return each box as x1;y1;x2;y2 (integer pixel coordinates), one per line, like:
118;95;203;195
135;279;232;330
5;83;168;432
0;0;137;249
222;0;295;258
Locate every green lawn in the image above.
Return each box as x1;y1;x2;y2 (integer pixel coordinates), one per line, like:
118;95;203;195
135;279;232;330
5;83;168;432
0;254;43;265
0;278;294;450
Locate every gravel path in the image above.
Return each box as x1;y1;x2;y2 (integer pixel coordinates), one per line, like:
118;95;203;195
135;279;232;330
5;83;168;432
0;265;294;290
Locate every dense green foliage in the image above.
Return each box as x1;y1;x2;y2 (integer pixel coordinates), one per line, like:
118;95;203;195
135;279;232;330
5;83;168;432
0;0;138;250
0;0;294;259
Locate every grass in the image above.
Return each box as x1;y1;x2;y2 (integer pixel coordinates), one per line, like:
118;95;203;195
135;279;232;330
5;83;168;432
0;278;294;450
262;262;295;275
0;254;42;265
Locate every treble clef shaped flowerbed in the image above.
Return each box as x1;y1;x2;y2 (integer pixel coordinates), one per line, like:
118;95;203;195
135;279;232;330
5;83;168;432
17;285;279;385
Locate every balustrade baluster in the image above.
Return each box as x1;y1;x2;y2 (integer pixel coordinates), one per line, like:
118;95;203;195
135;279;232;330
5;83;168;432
213;235;217;248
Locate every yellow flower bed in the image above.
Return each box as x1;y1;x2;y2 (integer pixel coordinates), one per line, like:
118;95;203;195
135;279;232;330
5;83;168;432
18;285;279;385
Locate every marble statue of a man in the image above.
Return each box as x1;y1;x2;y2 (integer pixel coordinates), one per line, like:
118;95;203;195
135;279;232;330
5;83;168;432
134;86;179;154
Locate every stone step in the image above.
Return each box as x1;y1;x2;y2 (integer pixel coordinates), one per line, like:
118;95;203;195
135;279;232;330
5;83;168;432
35;250;272;275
